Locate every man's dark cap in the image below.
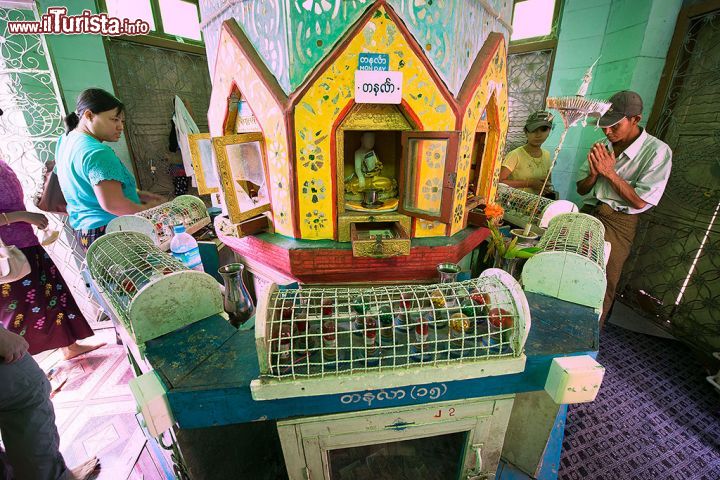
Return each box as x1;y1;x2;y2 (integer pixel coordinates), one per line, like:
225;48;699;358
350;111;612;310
598;90;643;128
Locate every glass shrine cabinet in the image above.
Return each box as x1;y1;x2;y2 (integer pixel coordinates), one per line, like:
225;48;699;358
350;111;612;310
278;396;514;480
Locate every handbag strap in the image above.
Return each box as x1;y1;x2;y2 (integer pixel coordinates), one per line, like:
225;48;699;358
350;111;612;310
0;218;14;248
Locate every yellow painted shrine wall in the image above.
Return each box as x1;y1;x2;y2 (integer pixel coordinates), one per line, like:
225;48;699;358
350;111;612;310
451;41;509;236
294;7;456;240
207;24;295;237
207;14;508;241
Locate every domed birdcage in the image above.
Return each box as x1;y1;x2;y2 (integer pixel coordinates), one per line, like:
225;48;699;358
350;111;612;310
250;269;531;400
106;195;210;250
522;213;609;309
86;231;222;345
495;183;578;232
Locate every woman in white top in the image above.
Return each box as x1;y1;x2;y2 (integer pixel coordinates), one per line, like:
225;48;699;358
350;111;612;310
500;111;555;196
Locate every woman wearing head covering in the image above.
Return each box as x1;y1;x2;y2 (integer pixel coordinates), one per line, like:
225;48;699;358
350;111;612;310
55;88;164;252
500;110;555;196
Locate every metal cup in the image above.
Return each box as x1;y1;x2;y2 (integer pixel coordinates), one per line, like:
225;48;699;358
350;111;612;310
437;262;461;283
361;189;379;208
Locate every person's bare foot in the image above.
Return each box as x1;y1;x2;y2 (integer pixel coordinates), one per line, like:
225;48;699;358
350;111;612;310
61;341;107;360
69;457;100;480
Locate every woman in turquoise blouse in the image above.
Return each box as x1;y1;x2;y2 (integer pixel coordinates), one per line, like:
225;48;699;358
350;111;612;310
56;88;163;251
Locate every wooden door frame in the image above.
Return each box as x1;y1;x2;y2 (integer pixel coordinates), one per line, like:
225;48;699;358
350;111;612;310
398;131;460;224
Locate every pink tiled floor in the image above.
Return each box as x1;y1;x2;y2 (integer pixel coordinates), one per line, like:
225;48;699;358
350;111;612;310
36;327;167;480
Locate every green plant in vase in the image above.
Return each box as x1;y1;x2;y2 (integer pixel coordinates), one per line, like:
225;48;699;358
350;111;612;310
483;203;540;273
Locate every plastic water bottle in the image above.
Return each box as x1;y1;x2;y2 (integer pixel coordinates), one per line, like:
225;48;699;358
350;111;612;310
170;225;204;271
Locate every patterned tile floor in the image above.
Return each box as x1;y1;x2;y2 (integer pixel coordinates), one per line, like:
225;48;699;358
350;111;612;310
36;327;166;480
559;322;720;479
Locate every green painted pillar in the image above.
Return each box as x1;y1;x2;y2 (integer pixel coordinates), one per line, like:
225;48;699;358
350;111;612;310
545;0;682;204
36;0;133;170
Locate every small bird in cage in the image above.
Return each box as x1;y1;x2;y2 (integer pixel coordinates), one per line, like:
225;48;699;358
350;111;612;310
392;298;415;333
415;318;429;343
273;323;293;367
279;298;294;320
292;310;315;354
429;288;445;308
434;293;462;330
321;297;334;317
422;309;441;332
469;288;491;309
350;295;366;315
353;313;377;337
580;230;594;258
465;288;492;335
481;308;514;354
120;276;136;295
294;311;309;335
461;297;480;318
157;213;174;239
360;329;380;367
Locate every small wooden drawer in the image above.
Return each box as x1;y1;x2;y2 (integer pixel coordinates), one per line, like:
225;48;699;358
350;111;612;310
235;215;270;237
350;221;410;258
214;213;269;238
466;207;488;227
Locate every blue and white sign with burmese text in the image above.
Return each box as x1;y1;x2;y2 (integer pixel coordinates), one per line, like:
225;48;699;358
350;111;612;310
355;70;403;104
358;52;389;71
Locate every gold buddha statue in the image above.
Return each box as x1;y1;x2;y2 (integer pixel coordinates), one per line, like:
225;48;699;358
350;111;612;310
345;132;397;209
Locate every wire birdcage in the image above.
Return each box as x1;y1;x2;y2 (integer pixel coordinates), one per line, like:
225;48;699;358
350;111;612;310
250;269;531;400
536;213;606;268
495;183;578;230
522;213;607;309
106;195;210;250
86;231;223;344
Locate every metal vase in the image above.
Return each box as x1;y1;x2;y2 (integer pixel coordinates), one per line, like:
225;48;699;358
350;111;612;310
492;252;522;280
510;228;540;248
437;262;461;283
218;263;254;327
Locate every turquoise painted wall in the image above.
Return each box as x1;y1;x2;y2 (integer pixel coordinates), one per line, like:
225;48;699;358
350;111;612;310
545;0;683;204
200;0;513;95
387;0;512;94
199;0;373;94
36;0;133;171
